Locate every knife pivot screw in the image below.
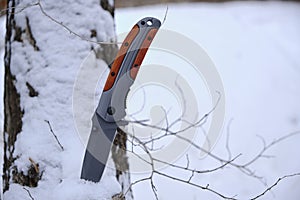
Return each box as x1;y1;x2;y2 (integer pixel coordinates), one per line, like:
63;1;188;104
107;106;116;115
124;42;129;46
111;72;115;76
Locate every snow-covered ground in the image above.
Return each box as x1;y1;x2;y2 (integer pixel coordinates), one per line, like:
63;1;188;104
115;1;300;200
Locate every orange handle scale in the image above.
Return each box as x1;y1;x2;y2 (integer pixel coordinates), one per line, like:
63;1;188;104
130;28;159;79
103;25;140;91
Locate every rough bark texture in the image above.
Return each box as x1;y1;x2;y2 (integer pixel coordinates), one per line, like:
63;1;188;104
3;0;24;191
101;0;115;17
3;0;43;192
0;0;7;16
11;158;42;188
97;0;118;66
95;43;119;68
3;0;132;199
112;128;133;200
112;129;128;180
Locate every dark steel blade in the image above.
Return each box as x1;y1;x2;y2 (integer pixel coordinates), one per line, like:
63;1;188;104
80;113;117;182
81;17;161;182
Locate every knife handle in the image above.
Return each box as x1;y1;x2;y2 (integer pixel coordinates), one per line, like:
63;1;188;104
104;18;160;92
104;25;140;92
98;17;161;122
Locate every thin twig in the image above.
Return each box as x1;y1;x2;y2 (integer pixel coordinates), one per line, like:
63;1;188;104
153;154;241;174
126;133;241;200
2;0;122;45
125;118;300;199
0;2;39;16
36;0;121;45
241;131;300;167
44;120;64;151
161;5;169;26
154;170;237;200
29;157;39;174
185;154;190;169
23;187;35;200
250;173;300;200
226;118;234;160
123;91;220;140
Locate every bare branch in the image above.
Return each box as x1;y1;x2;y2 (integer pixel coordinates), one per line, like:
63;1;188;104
23;187;35;200
44;120;64;151
226;118;234;160
0;2;39;16
185;154;190;169
36;1;121;45
1;0;122;45
122;91;221;143
161;5;169;26
251;173;300;200
241;131;300;167
187;170;195;182
125;135;240;200
153;154;241;174
154;170;237;200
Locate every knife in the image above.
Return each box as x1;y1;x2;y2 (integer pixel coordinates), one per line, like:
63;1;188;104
81;17;161;182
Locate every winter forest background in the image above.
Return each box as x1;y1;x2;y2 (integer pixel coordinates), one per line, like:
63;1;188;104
0;0;300;200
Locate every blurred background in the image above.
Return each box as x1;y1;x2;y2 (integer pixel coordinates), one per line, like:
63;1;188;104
2;0;300;11
115;0;300;7
114;0;300;199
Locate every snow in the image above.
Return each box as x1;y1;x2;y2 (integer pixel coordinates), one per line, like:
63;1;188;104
115;1;300;200
109;0;114;7
1;0;121;199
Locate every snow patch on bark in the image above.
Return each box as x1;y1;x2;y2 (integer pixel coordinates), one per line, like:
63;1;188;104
3;0;121;199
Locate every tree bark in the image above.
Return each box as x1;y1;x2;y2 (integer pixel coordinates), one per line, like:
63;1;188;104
3;0;23;192
3;0;131;199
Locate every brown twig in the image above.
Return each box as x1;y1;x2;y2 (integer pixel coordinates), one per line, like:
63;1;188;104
1;0;122;45
126;113;300;199
241;131;300;168
250;173;300;200
23;187;35;200
226;118;234;160
44;120;64;151
29;157;39;174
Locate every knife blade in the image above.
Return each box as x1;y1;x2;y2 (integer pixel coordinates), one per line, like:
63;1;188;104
81;17;161;182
